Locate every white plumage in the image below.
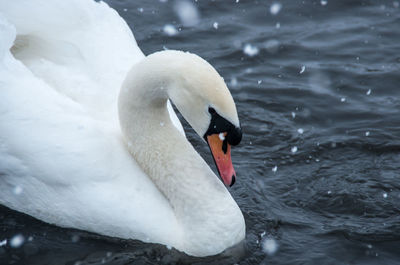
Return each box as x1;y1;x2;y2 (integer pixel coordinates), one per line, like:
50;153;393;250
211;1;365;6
0;0;244;257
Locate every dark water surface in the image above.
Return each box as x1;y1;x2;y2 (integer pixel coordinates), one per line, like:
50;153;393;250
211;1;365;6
1;0;400;264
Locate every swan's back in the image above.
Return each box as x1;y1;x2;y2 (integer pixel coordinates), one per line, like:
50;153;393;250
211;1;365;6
0;0;182;247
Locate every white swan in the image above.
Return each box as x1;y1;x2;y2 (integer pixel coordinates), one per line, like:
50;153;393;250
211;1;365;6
0;0;245;257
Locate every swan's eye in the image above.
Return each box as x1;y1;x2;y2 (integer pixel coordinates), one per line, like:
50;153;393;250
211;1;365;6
208;107;216;114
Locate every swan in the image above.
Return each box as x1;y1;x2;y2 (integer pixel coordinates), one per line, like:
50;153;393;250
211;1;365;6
0;0;245;257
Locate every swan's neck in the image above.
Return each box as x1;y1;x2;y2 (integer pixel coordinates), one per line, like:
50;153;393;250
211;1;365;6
118;53;244;256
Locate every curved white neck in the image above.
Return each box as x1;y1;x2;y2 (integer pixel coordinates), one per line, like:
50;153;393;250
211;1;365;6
118;52;244;256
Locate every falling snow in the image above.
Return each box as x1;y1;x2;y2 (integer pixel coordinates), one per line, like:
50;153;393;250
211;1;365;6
71;235;80;243
291;146;298;154
270;3;282;15
0;239;7;247
262;238;279;256
0;0;396;263
10;234;25;248
163;24;178;36
265;39;280;53
245;68;253;74
243;44;259;57
13;185;23;195
173;0;200;26
230;77;238;87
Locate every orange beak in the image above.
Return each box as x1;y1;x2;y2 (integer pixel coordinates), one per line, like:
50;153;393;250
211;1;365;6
206;133;236;187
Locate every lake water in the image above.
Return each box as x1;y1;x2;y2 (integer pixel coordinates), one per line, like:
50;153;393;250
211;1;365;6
1;0;400;264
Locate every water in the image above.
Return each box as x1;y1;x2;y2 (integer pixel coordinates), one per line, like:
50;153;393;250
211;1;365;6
1;0;400;264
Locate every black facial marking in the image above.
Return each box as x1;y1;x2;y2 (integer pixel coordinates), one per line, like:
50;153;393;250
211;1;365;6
204;107;242;146
222;139;228;154
230;175;236;187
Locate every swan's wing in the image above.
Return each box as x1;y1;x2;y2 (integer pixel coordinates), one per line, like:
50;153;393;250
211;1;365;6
0;3;181;246
0;0;144;118
0;0;185;136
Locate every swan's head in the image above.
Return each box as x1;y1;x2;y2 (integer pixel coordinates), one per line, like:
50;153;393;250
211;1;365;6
155;51;243;186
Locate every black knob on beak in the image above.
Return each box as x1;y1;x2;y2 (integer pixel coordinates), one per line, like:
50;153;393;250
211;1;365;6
227;127;242;146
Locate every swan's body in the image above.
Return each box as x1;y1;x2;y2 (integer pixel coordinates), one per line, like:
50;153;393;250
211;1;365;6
0;0;245;257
